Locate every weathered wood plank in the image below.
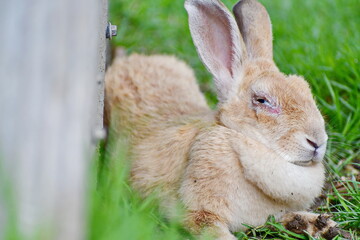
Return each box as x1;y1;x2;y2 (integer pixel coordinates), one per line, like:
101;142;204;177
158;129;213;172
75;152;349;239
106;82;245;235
0;0;106;238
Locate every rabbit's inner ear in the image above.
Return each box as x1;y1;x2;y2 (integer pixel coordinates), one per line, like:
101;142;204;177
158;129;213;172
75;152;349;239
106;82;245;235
185;0;246;102
208;17;233;75
233;0;273;60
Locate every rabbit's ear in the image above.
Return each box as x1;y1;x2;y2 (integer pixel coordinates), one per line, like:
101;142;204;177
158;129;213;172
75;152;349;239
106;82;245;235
185;0;246;102
233;0;273;60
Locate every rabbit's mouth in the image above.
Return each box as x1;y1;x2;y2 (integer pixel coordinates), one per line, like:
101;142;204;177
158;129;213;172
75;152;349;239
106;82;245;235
291;159;317;167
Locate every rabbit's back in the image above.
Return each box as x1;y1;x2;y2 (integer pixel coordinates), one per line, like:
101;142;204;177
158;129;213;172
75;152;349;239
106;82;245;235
105;54;209;133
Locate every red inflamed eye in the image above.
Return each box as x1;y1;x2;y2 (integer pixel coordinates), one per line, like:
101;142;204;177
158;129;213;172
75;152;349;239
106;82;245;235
252;94;281;115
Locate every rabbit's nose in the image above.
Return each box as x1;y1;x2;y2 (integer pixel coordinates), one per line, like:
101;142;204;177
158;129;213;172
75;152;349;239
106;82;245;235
306;138;319;150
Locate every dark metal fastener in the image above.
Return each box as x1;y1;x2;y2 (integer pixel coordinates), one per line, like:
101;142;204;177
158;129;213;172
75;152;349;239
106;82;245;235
106;22;117;39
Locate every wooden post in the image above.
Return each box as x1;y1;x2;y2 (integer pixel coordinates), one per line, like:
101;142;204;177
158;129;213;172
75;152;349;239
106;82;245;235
97;0;109;134
0;0;107;239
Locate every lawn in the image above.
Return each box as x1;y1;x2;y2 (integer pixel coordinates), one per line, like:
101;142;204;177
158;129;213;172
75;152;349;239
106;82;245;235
89;0;360;239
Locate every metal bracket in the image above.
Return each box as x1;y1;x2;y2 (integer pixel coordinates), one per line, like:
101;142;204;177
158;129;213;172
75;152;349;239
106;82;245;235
106;22;117;39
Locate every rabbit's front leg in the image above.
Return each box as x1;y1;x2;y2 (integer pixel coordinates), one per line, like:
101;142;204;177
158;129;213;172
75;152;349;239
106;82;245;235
281;211;339;239
230;132;325;206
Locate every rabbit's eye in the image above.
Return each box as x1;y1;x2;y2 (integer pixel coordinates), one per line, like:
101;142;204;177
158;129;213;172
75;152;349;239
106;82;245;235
256;98;267;104
252;95;269;106
255;98;271;107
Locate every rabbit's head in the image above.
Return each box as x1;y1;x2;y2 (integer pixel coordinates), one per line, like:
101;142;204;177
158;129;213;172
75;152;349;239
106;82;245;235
185;0;327;166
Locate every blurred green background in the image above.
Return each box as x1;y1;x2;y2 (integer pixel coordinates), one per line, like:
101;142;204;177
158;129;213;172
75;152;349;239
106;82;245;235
89;0;360;239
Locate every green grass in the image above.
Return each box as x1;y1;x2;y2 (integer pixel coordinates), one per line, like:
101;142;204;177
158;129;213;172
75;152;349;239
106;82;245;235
89;0;360;239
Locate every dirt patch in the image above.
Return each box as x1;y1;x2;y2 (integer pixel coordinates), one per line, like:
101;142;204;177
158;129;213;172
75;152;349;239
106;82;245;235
323;226;340;240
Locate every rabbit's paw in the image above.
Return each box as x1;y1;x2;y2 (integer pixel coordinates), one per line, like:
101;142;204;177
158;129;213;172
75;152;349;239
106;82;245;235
282;212;339;239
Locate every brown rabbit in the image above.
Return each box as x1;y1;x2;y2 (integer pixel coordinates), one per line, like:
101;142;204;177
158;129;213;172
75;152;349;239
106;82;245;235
105;0;338;239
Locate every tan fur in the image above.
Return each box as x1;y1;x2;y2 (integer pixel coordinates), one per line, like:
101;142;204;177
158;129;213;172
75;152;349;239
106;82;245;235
186;210;225;232
105;54;209;135
105;0;336;239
